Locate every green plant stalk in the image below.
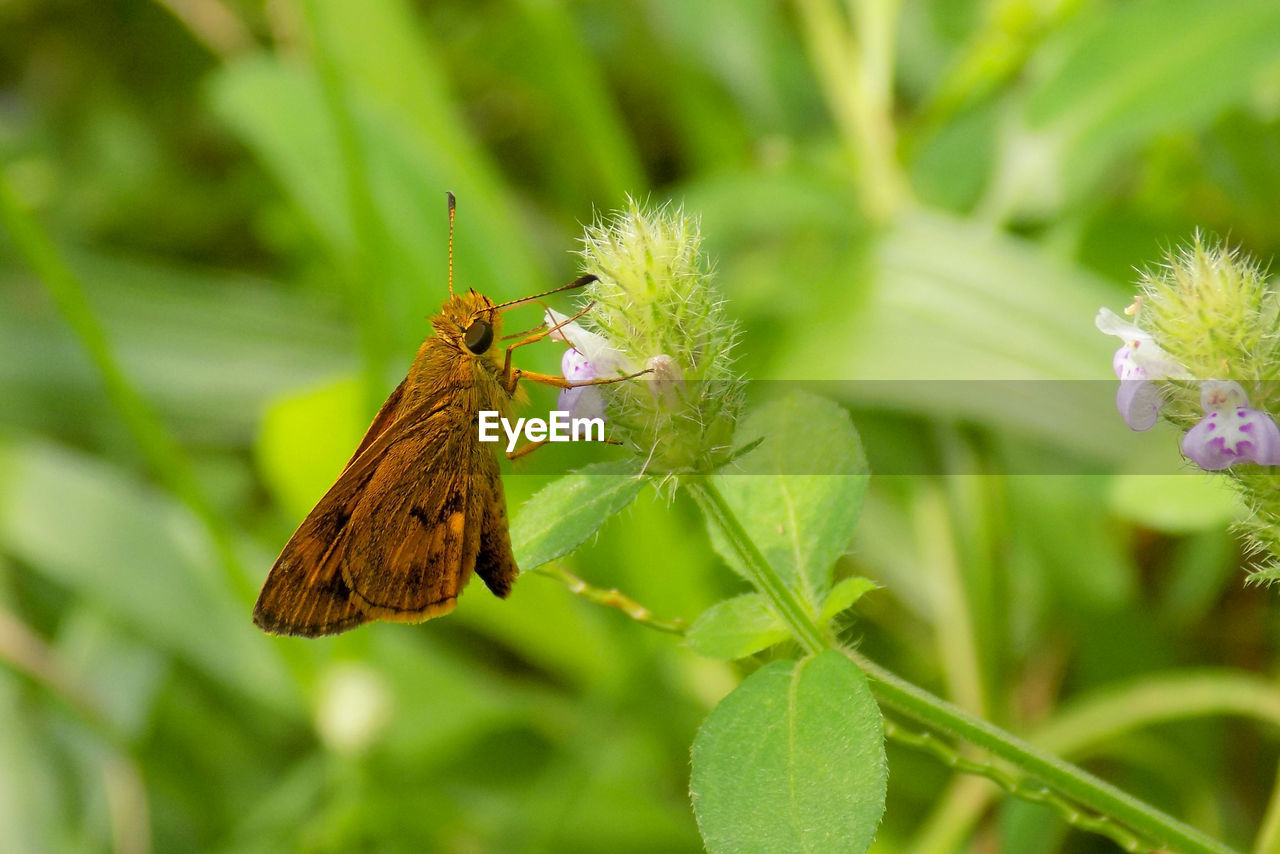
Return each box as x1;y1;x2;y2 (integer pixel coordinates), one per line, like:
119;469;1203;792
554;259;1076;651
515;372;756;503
0;176;253;606
687;475;1236;854
914;482;986;717
848;650;1240;854
793;0;907;222
685;478;831;655
914;669;1280;854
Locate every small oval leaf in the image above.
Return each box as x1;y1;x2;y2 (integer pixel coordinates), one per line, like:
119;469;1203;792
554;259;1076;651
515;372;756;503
710;392;869;606
690;650;887;854
819;576;879;625
686;594;790;660
511;461;646;570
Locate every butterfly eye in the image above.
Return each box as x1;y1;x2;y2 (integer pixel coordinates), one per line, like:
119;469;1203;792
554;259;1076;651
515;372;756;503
463;319;493;354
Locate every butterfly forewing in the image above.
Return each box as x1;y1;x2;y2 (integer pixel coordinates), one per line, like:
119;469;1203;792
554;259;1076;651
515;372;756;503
340;407;480;621
252;378;418;636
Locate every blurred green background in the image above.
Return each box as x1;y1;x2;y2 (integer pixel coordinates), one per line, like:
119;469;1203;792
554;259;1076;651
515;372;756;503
3;0;1280;852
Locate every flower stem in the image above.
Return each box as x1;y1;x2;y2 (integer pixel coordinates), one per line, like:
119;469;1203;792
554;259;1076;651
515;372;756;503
848;650;1240;854
684;477;832;655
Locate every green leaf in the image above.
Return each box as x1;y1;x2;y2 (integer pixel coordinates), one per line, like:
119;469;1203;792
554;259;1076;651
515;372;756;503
208;52;542;360
819;576;878;624
711;392;868;606
772;209;1162;466
686;594;789;660
511;461;647;571
0;250;354;446
690;650;887;854
0;669;55;854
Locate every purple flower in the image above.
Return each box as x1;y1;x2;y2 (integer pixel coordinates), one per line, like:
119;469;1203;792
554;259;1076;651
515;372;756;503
557;347;606;424
1181;380;1280;470
544;309;634;423
1096;307;1191;431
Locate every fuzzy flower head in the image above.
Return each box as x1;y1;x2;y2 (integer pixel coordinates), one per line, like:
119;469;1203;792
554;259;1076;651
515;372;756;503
548;200;743;474
1138;234;1274;380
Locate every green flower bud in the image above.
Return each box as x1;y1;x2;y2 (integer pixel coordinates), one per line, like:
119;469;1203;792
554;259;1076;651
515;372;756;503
555;200;744;475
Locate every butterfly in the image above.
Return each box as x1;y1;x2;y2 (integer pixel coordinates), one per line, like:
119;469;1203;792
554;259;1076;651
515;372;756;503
253;194;628;636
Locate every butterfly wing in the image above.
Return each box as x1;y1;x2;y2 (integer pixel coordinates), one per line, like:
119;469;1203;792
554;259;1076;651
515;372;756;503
338;409;482;622
473;457;518;597
252;379;413;636
254;373;519;636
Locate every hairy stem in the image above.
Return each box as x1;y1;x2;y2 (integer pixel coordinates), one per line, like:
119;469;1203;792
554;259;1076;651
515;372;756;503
850;650;1239;854
685;477;831;654
531;563;686;634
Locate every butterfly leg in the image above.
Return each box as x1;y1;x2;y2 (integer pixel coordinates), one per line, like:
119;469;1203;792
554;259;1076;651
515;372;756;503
500;302;596;381
506;367;651;395
506;439;550;461
507;434;622;462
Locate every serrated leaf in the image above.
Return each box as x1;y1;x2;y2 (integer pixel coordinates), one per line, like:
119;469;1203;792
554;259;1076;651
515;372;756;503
710;392;868;606
819;576;878;624
511;461;646;570
690;650;887;854
686;594;789;660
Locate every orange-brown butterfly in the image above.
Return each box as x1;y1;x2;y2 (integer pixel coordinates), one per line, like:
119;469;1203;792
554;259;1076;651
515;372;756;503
254;194;632;636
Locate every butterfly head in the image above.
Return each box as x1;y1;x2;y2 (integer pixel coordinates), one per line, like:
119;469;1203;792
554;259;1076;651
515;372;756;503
434;289;501;357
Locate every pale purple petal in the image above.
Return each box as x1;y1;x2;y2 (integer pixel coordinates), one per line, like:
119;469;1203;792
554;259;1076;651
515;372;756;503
1112;346;1147;381
558;386;606;422
1181;380;1280;469
557;348;605;422
562;347;595;383
544;308;636;377
1095;307;1143;339
1117;379;1160;431
1096;307;1191;380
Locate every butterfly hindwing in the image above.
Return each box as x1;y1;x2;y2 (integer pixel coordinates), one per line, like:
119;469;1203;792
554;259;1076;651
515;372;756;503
473;455;518;597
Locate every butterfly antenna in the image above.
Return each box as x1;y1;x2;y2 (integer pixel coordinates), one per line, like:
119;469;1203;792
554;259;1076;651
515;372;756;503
446;191;457;297
492;275;597;312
